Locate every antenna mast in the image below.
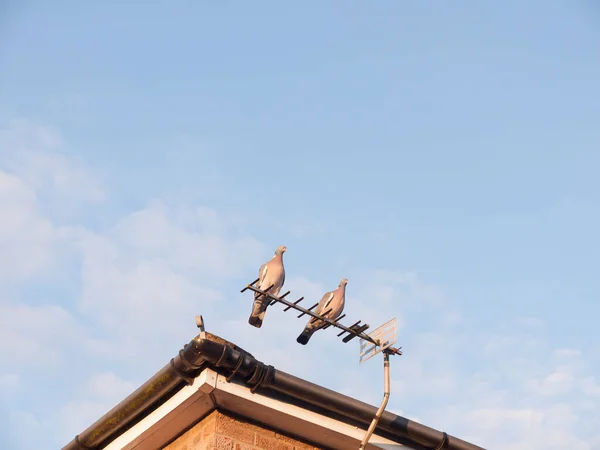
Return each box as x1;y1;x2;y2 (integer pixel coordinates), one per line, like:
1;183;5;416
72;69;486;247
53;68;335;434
242;279;402;448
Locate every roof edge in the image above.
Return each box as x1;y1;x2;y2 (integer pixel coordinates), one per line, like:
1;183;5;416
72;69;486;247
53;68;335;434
62;332;485;450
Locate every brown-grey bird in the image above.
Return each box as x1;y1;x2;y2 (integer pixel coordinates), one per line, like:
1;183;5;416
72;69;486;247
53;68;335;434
248;245;287;328
296;278;347;345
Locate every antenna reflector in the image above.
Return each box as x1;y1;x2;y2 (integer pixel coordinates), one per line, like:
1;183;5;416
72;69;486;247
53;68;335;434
359;318;397;364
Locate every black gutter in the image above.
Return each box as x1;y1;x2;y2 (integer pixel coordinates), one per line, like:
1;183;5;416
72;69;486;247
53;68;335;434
63;333;485;450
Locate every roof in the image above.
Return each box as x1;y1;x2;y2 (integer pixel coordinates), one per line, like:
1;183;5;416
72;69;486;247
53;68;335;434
62;331;486;450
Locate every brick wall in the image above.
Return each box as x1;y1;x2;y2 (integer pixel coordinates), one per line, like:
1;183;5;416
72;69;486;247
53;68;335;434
164;410;322;450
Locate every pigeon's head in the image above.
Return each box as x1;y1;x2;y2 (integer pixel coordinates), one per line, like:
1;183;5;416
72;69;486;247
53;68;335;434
275;245;287;256
339;278;349;287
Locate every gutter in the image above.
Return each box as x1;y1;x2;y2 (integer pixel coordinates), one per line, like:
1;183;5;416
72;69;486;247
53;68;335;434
63;332;485;450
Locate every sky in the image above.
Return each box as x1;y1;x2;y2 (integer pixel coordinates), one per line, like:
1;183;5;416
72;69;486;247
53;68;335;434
0;1;599;449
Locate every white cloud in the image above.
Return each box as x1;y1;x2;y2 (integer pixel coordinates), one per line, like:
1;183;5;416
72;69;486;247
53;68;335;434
107;200;264;281
56;372;136;444
465;407;545;432
555;348;582;359
0;303;81;367
441;310;463;326
581;377;600;397
0;119;105;284
71;200;267;364
0;119;63;154
8;410;51;450
57;400;110;444
0;170;57;281
0;119;104;203
527;368;575;396
6;372;137;449
459;404;592;450
349;269;448;330
80;371;136;401
412;331;600;450
517;317;545;329
0;373;20;395
0;300;111;392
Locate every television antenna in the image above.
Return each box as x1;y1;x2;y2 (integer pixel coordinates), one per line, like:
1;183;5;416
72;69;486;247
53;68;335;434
242;278;402;449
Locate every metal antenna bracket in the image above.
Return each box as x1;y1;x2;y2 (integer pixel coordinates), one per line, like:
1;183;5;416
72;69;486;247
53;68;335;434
359;352;391;449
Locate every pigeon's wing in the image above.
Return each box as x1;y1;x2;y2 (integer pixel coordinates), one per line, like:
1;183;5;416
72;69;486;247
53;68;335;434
329;292;345;319
323;288;345;319
269;256;285;294
306;290;340;331
257;263;268;287
254;263;269;301
261;256;285;296
315;291;335;315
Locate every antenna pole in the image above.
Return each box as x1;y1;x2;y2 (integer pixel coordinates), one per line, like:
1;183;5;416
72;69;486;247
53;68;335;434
359;352;390;449
241;277;401;447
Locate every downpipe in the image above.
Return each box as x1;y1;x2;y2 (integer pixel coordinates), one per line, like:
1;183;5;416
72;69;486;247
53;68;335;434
359;352;391;449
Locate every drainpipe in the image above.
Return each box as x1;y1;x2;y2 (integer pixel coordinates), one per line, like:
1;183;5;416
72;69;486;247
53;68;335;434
359;352;391;449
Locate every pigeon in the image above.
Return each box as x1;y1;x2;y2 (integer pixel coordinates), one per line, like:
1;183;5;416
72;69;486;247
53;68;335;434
248;245;287;328
297;278;348;345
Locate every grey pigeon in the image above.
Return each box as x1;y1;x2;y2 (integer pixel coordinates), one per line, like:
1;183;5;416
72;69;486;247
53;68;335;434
297;278;347;345
248;245;287;328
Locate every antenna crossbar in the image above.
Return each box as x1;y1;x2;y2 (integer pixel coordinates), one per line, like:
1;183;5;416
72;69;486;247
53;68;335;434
241;280;402;357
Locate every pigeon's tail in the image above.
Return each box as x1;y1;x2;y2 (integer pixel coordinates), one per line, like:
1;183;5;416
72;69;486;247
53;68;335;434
296;328;314;345
248;297;267;328
248;314;263;328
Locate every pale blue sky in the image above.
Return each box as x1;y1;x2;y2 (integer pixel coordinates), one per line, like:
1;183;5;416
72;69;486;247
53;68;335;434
1;2;599;449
